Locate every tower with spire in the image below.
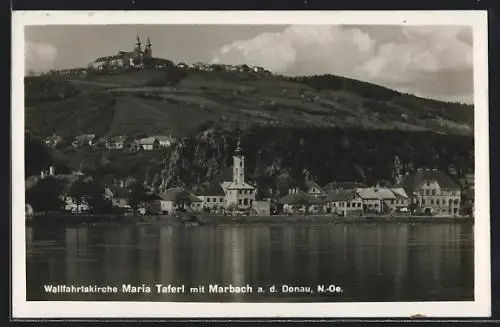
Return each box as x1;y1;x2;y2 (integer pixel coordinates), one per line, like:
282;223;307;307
144;36;152;59
232;137;245;184
134;34;143;64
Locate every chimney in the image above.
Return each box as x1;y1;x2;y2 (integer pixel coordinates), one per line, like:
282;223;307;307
40;170;45;179
120;179;125;188
49;166;55;176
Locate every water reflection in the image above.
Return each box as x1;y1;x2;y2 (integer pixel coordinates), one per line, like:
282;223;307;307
26;223;474;302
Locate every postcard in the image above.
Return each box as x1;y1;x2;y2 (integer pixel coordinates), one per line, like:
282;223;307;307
11;10;490;319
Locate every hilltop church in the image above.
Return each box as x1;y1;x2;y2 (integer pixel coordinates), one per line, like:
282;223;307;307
89;35;154;70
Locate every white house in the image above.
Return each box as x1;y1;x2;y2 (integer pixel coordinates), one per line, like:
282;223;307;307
150;135;176;148
324;190;363;216
135;137;159;150
356;187;382;213
153;187;203;215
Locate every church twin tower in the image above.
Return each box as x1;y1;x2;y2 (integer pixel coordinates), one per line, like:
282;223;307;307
134;35;153;61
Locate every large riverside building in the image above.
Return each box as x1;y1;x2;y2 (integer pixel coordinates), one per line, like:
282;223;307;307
396;169;461;216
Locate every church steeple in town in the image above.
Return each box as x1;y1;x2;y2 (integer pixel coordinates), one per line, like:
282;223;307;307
232;137;245;184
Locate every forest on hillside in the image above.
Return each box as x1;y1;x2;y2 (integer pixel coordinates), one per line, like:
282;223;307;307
26;126;474;198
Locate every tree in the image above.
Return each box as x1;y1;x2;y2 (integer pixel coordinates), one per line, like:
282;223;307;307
127;182;148;212
174;190;192;210
391;155;403;185
69;178;89;213
84;180;114;214
26;176;66;213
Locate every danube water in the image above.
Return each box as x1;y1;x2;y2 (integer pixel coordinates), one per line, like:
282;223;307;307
26;221;474;302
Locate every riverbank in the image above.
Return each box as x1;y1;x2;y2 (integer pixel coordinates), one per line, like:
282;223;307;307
27;213;473;226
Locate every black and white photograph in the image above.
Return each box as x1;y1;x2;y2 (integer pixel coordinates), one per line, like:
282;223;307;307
12;11;490;318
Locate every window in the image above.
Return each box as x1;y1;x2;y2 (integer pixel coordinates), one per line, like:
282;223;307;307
425;189;430;196
422;199;426;205
250;199;253;205
239;190;242;195
431;189;436;196
207;198;210;202
369;204;373;208
357;203;362;208
375;203;379;208
347;203;351;208
219;198;223;203
240;161;243;167
351;202;356;207
426;181;430;186
453;208;458;213
244;198;248;205
391;200;394;204
453;199;459;205
238;199;242;205
430;199;434;205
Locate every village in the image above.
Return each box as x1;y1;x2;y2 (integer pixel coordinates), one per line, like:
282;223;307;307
25;35;475;222
26;134;475;221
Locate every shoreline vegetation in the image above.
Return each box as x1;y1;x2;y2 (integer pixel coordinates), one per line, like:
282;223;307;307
26;213;474;227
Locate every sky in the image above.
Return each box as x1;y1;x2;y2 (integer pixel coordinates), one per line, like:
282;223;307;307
25;25;473;104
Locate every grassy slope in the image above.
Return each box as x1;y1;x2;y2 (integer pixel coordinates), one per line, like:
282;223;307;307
25;69;474;140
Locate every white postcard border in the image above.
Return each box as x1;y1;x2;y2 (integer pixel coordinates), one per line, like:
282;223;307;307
11;10;490;318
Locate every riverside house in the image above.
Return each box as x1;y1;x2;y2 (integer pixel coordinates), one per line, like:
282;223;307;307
356;188;383;213
195;181;226;213
324;190;363;216
278;188;323;214
396;169;461;216
104;185;131;211
152;187;203;215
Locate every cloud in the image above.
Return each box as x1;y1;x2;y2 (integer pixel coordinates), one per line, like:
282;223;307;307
211;25;473;103
25;41;58;74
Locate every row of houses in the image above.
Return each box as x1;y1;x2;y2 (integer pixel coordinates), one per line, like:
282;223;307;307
176;62;271;75
32;136;468;217
44;133;177;151
275;169;463;217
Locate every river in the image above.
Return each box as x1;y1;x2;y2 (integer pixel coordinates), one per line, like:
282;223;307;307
26;221;474;302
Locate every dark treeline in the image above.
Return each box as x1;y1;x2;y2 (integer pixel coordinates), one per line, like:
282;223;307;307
239;127;473;186
25;126;474;191
25;76;81;106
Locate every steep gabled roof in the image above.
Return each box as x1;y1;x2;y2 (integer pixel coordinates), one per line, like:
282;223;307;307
305;180;323;193
390;188;409;199
356;187;380;199
278;190;322;205
137;137;158;145
159;187;202;203
325;190;358;202
196;181;225;196
374;188;396;200
323;181;368;192
396;170;460;195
